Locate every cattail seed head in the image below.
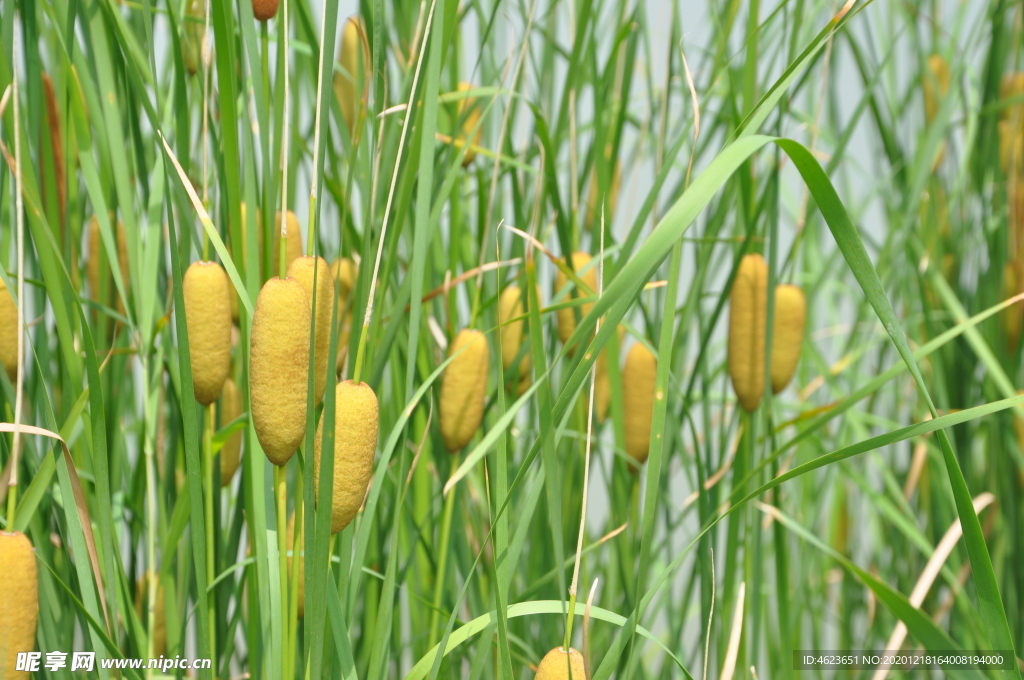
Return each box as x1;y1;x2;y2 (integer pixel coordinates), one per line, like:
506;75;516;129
593;324;625;424
288;256;336;405
0;532;39;678
498;286;529;374
623;342;657;467
250;277;311;465
314;380;379;534
134;571;166;657
439;329;489;452
0;277;19;381
923;54;950;123
554;252;597;348
183;261;233;405
334;17;370;140
252;0;278;22
220;377;243;486
728;254;769;413
332;257;358;299
535;646;587;680
273;211;304;272
770;285;806;394
181;0;204;75
456;82;482;166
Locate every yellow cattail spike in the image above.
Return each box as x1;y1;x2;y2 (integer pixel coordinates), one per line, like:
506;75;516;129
288;256;336;406
332;257;358;300
728;253;769;413
498;285;531;376
181;0;204;76
332;258;358;370
273;211;304;273
535;646;587;680
770;284;807;394
252;0;278;22
1;531;39;678
183;261;233;405
923;54;950;123
0;277;19;381
134;570;166;657
439;329;489;452
623;342;657;467
999;120;1024;175
250;277;311;465
1001;73;1024;118
593;324;625;424
220;377;243;486
554;252;597;348
314;380;379;534
231;202;263;321
334;16;370;140
286;512;305;618
456;82;482;166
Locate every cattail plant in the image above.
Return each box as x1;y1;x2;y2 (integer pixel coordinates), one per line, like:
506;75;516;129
534;647;587;679
334;16;370;141
0;277;18;381
249;277;311;465
623;342;656;466
182;260;233;405
727;254;768;412
0;532;38;678
770;284;806;394
314;380;379;533
439;329;489;451
554;252;597;347
288;256;335;405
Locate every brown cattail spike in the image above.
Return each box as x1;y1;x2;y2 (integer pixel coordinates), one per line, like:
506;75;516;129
249;277;311;465
439;329;489;452
252;0;278;22
727;254;769;413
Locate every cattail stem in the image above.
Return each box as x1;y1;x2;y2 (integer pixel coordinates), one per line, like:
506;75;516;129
306;0;329;258
566;217;604;652
288;468;303;673
429;460;458;646
203;403;217;664
275;464;289;678
7;12;25;531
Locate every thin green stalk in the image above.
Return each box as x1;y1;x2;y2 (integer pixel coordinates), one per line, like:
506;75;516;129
429;462;459;647
275;464;290;679
204;403;217;665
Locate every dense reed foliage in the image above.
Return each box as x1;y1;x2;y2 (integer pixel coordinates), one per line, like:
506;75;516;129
1;0;1023;678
